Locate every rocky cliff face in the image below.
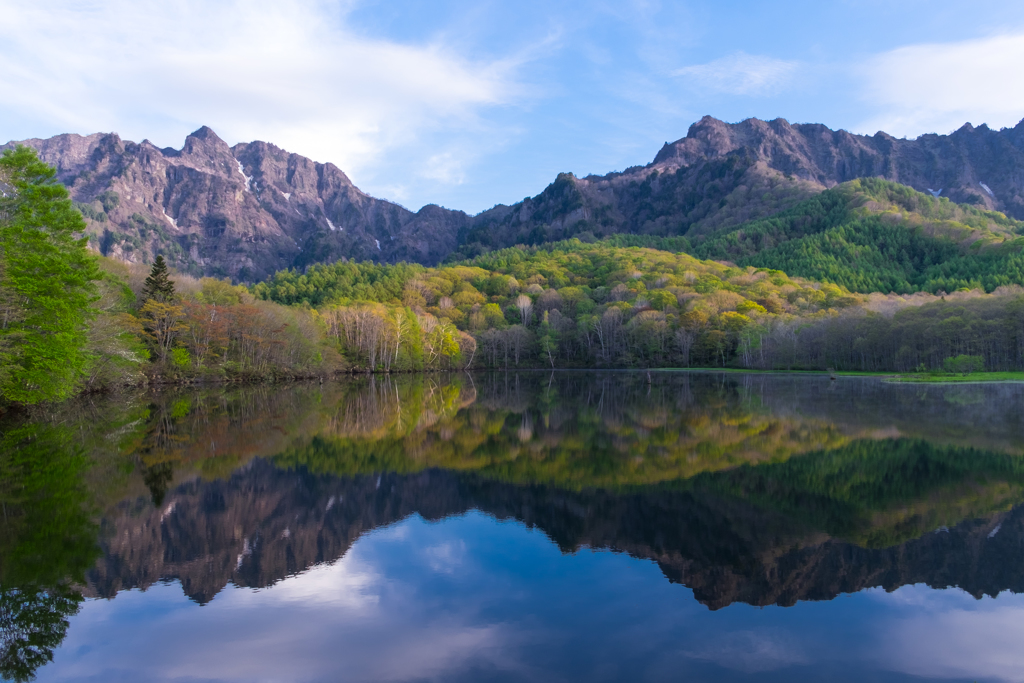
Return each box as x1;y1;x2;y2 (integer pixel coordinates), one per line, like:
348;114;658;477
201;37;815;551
7;127;467;281
655;116;1024;214
9;115;1024;280
85;460;1024;610
462;115;1024;253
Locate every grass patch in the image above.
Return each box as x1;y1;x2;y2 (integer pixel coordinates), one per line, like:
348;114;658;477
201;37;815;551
888;371;1024;384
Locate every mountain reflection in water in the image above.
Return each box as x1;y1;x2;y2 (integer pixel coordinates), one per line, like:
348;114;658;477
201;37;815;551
3;371;1024;681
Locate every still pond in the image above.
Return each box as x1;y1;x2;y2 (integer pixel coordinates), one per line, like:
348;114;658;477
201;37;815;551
2;371;1024;682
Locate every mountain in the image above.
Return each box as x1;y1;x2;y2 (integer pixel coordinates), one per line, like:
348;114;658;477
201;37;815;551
659;177;1024;293
459;116;1024;256
5;127;468;281
8;115;1024;282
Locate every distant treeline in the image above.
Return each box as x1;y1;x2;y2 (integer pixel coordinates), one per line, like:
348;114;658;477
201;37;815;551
255;237;1024;374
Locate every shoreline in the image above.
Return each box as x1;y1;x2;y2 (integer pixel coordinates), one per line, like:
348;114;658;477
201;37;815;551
8;367;1024;414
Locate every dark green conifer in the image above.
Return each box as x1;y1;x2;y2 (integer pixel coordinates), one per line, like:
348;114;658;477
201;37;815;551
141;255;175;303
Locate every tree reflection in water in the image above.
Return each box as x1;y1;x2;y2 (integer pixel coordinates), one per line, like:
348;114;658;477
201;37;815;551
0;425;98;682
0;586;82;683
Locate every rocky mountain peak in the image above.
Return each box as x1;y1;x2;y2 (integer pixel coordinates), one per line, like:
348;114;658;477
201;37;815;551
187;125;222;141
6;126;468;281
643;115;1024;217
9;113;1024;282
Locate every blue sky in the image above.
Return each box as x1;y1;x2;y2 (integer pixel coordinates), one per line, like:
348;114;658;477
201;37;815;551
3;0;1024;214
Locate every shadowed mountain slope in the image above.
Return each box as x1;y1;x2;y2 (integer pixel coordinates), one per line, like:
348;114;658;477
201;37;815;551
624;178;1024;293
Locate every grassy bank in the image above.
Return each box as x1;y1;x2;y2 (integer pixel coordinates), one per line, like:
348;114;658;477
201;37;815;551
655;367;1024;383
887;371;1024;383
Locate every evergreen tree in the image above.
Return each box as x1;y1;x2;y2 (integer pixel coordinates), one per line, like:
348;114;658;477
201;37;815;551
141;255;175;303
0;146;100;404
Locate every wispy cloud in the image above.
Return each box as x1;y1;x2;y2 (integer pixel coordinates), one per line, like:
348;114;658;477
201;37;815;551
857;32;1024;137
878;600;1024;682
0;0;527;188
421;152;469;186
48;543;527;682
683;629;808;673
674;52;799;97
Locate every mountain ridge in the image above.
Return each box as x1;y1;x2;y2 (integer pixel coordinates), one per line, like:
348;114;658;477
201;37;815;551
8;114;1024;281
7;127;469;280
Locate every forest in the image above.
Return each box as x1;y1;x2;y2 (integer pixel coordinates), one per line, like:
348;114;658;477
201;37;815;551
7;146;1024;407
614;178;1024;294
254;237;1024;374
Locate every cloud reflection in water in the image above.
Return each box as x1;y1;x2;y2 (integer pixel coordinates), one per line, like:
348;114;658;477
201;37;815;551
37;511;1023;682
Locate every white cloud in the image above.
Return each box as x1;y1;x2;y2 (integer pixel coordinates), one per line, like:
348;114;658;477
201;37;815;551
48;546;525;682
421;151;469;185
878;601;1024;682
858;32;1024;137
423;540;467;573
254;558;379;609
674;52;799;96
682;629;808;673
0;0;525;188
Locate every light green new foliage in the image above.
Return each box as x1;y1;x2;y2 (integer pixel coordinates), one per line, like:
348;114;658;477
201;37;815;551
0;146;100;404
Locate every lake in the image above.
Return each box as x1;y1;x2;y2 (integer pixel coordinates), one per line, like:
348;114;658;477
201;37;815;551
3;371;1024;682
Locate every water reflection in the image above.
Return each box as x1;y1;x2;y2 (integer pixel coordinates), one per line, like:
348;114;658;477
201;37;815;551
48;372;1024;604
4;371;1024;681
85;458;1024;609
0;426;97;682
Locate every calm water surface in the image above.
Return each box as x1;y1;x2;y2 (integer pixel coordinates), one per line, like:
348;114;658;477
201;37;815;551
3;371;1024;682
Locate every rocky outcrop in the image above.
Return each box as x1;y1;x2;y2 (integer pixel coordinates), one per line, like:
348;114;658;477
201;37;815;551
6;128;468;281
654;116;1024;215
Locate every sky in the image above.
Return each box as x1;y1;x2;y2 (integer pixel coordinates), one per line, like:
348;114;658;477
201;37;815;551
2;1;1024;215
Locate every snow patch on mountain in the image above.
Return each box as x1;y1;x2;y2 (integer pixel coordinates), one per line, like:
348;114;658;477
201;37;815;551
162;207;177;228
236;160;252;192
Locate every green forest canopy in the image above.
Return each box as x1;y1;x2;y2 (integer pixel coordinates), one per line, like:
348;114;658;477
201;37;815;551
688;178;1024;294
0;147;101;404
252;233;1024;373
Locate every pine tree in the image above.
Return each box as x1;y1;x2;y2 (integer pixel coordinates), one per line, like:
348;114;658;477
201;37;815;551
141;255;175;304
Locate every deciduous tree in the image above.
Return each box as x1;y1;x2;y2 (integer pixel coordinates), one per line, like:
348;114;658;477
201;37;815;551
0;147;100;403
